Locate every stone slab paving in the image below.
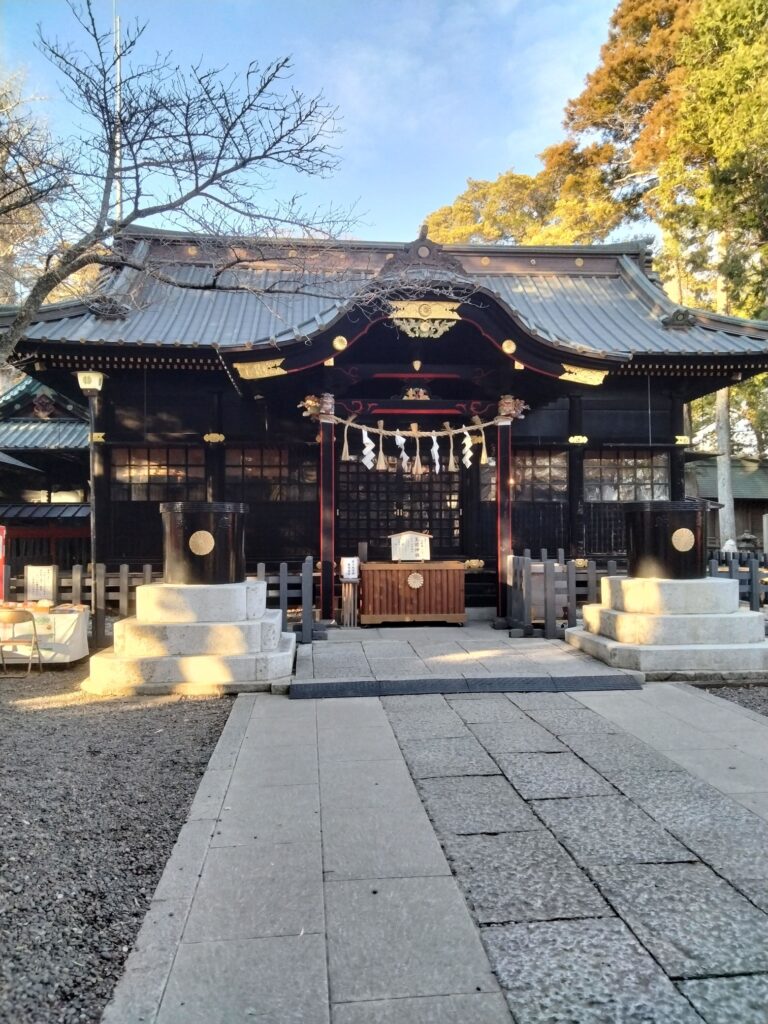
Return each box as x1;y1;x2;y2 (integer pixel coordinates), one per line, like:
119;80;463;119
102;692;512;1024
382;686;768;1023
292;623;643;698
103;677;768;1024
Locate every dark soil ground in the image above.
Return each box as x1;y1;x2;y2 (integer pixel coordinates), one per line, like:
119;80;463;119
0;660;232;1024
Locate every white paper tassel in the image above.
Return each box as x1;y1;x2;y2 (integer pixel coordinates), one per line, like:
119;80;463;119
395;433;410;472
361;429;376;469
461;429;473;469
431;433;440;473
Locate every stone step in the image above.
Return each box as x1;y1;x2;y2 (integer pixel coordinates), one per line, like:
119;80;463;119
135;580;267;624
86;632;295;691
113;608;283;656
566;626;768;672
583;605;766;646
601;576;739;616
81;677;273;697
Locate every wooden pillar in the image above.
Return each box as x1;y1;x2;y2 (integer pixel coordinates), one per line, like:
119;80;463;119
205;392;225;501
568;395;586;557
319;414;335;621
496;417;512;617
670;395;686;500
90;393;110;569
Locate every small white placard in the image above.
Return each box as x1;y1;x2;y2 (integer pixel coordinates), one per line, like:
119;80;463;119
389;531;431;562
24;565;58;602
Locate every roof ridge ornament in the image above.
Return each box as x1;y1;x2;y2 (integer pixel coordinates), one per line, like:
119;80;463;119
661;307;696;329
375;230;468;284
87;295;130;320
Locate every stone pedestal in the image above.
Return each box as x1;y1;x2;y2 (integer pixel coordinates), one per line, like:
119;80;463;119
565;577;768;681
81;580;296;696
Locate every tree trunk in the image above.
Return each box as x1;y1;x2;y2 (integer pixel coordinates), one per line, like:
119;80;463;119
716;387;736;547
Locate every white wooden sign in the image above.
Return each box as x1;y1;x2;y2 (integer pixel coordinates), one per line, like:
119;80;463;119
24;565;59;602
389;531;431;562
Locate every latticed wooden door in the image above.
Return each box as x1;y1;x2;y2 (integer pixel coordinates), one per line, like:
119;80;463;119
337;458;462;560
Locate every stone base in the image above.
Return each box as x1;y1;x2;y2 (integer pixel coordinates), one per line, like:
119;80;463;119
600;576;739;615
113;609;282;657
566;626;768;674
582;606;765;645
81;579;295;698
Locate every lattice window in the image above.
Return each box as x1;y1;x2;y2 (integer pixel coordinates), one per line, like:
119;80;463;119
584;450;670;502
110;447;205;501
480;449;568;503
224;447;317;503
512;450;568;502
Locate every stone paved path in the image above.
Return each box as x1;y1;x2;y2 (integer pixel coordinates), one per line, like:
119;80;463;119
101;682;768;1024
293;624;641;697
385;687;768;1023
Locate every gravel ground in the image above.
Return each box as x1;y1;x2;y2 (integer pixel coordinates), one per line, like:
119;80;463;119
0;660;232;1024
705;684;768;719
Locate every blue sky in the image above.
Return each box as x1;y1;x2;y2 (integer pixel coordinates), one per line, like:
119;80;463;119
3;0;618;241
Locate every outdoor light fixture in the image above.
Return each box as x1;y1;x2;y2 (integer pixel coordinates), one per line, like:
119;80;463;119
75;370;105;396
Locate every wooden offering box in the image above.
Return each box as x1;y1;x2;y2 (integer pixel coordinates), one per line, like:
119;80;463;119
360;561;466;625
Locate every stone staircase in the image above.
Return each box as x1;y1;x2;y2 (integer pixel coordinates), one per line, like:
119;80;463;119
81;580;296;697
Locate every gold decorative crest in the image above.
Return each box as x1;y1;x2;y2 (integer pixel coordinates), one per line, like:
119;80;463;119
559;364;608;386
390;301;461;339
233;358;286;380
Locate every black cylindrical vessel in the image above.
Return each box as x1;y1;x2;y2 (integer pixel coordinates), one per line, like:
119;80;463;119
623;500;707;579
160;502;248;584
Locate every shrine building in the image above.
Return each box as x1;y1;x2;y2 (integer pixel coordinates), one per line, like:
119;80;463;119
5;226;768;619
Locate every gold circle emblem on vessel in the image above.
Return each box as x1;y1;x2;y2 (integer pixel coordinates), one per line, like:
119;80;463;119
189;530;215;556
671;527;695;552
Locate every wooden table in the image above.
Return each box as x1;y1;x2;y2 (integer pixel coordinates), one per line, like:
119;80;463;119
360;561;466;625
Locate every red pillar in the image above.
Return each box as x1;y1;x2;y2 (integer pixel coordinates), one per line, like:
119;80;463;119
496;417;513;618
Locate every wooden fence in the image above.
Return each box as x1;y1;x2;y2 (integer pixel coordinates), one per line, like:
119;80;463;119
507;554;623;640
2;556;317;650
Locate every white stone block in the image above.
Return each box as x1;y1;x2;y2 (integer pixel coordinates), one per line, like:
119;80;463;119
136;582;248;623
583;606;766;646
246;579;267;620
254;634;296;680
114;618;263;657
259;609;283;652
566;626;768;672
88;649;260;687
600;577;739;616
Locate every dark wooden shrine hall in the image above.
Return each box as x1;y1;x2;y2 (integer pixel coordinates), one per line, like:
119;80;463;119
4;226;768;617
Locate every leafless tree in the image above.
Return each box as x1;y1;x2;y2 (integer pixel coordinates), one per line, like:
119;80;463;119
0;0;350;363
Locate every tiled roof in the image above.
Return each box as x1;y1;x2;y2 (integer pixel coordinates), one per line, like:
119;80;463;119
0;420;88;450
5;232;768;359
0;503;89;521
